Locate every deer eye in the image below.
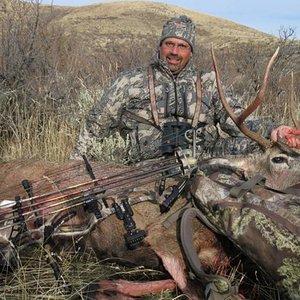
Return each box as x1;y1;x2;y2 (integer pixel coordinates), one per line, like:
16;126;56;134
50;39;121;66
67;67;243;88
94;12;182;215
271;156;287;164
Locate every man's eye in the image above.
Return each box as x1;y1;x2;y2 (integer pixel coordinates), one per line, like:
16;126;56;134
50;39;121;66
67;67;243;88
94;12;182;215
164;42;190;51
166;42;174;48
178;44;190;50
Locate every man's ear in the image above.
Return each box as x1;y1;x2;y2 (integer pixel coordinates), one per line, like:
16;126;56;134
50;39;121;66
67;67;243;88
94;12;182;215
157;46;162;59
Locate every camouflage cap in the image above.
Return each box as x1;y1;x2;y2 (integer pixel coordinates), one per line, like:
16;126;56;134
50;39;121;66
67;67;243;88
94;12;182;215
159;15;195;51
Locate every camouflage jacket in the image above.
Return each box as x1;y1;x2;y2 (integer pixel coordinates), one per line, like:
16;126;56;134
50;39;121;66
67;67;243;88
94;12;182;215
191;168;300;299
71;57;275;163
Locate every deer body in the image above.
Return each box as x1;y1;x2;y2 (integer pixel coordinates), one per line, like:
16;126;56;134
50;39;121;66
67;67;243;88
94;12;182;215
1;145;300;299
0;158;224;299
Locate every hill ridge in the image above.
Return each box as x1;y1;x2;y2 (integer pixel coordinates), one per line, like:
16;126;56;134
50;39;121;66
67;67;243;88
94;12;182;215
43;1;278;49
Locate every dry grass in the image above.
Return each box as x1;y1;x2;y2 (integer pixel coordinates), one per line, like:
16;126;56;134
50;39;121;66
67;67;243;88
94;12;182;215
1;113;76;162
0;245;175;299
0;94;82;162
0;243;280;299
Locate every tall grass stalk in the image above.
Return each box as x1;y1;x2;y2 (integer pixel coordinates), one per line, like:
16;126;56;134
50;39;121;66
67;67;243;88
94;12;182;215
1;103;76;162
0;86;103;162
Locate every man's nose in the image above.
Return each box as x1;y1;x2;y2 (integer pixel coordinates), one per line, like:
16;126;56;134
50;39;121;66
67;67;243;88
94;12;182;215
170;46;180;54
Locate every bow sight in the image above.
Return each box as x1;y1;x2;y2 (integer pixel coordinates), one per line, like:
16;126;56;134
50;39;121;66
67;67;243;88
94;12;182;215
158;148;198;213
113;198;147;250
161;121;192;155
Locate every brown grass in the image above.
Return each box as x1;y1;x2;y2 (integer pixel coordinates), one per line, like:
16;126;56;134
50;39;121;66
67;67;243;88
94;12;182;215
0;243;279;299
0;245;175;299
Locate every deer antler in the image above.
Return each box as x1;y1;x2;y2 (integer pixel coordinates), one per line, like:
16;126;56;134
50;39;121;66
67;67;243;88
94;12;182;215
290;72;300;128
211;45;280;149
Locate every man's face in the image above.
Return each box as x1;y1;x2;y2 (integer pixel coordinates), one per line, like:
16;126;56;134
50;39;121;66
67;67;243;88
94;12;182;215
159;37;192;76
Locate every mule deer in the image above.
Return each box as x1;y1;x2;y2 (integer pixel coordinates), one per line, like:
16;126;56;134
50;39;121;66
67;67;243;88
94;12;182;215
1;148;299;299
206;46;300;190
0;155;220;299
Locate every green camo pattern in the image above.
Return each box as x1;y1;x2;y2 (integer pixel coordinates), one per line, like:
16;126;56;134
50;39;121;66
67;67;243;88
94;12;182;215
71;55;275;163
192;171;300;299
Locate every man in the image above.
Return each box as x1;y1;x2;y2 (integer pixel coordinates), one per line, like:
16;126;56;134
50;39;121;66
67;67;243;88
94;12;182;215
71;15;297;163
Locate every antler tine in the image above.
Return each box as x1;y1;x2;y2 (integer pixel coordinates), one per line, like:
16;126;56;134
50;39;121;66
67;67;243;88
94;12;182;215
238;47;280;123
210;44;274;149
290;72;300;128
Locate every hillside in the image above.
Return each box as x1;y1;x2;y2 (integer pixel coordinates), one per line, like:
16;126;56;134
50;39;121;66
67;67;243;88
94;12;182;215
42;1;279;50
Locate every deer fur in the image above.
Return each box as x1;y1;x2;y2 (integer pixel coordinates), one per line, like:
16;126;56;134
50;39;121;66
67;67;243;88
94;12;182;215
0;159;225;299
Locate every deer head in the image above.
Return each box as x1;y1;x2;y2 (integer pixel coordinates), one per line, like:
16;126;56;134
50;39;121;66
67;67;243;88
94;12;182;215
208;46;300;190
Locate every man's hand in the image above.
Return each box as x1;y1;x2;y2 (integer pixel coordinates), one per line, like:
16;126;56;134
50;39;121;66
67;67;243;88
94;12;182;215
271;125;300;149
